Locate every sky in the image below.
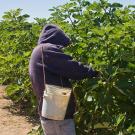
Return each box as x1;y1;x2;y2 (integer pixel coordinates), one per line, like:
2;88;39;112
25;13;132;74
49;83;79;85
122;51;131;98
0;0;135;22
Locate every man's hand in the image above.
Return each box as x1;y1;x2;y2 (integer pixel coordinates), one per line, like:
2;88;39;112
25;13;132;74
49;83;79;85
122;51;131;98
94;70;101;77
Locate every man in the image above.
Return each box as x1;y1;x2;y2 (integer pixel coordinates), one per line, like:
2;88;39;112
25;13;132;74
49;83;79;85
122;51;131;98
29;24;99;135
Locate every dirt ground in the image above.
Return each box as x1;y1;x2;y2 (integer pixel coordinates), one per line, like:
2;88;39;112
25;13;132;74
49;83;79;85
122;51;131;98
0;85;39;135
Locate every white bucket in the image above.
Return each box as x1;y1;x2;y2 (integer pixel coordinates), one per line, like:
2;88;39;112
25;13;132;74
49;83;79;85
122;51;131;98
41;85;71;120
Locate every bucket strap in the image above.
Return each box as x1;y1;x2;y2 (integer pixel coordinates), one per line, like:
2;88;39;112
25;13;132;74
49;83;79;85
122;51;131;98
41;46;47;93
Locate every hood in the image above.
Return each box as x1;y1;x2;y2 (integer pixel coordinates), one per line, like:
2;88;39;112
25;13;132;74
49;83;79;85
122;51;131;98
38;24;71;47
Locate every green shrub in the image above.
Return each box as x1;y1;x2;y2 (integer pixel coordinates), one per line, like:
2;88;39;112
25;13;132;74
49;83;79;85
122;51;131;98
49;0;135;134
0;8;46;115
0;1;135;134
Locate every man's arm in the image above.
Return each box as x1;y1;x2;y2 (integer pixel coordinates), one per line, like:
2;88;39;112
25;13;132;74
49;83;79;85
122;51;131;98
43;47;98;80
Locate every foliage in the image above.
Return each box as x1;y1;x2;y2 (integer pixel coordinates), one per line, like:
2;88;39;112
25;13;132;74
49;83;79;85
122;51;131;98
28;125;43;135
0;8;47;115
49;0;135;134
0;0;135;134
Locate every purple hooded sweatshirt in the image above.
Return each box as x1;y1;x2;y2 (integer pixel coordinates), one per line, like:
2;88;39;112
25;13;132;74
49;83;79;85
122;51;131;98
29;24;98;119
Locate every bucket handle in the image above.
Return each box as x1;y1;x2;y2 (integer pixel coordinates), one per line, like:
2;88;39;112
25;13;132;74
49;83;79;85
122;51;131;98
41;46;47;94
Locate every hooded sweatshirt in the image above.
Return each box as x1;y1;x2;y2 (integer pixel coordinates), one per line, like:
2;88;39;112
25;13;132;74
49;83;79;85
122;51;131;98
29;24;98;119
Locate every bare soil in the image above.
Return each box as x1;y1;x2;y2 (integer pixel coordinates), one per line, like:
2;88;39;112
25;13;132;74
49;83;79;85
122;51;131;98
0;85;39;135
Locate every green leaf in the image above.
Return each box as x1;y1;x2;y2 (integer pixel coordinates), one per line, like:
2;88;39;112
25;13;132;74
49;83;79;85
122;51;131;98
111;3;123;8
115;113;126;126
